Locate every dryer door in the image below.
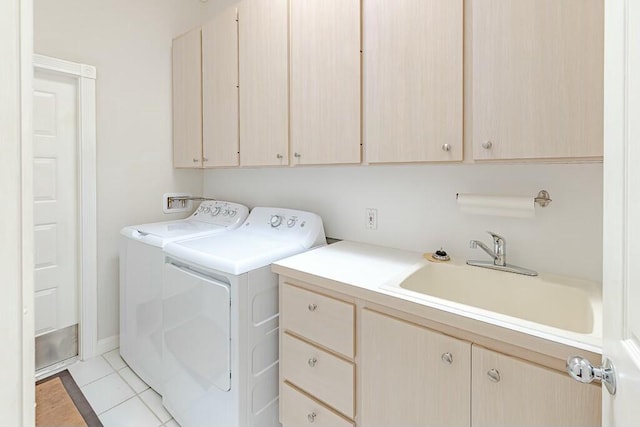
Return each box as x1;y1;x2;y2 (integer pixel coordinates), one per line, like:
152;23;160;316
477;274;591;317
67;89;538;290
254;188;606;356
163;262;231;393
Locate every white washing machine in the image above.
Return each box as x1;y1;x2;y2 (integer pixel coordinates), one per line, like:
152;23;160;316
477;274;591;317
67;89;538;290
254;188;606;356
161;207;326;427
119;200;249;394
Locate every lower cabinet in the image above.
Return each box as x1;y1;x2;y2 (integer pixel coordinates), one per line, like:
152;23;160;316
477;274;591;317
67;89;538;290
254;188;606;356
472;346;601;427
360;309;471;427
278;279;601;427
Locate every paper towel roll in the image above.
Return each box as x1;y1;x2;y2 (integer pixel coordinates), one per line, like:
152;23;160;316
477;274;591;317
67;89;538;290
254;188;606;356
456;193;535;218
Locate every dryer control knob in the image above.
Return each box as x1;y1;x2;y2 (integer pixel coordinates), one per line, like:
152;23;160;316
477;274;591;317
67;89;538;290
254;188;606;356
287;217;297;228
270;215;283;228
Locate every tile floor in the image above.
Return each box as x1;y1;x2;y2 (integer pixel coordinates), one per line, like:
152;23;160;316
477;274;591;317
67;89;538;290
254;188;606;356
67;349;180;427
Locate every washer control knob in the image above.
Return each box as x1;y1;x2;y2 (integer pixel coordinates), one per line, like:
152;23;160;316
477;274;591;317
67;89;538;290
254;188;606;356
287;217;297;228
222;209;229;216
270;215;283;228
229;210;237;217
211;207;221;216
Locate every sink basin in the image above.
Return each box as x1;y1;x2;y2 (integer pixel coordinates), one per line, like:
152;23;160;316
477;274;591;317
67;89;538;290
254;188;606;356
385;262;600;334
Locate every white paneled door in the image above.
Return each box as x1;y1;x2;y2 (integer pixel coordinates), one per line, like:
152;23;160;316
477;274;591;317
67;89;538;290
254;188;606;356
600;0;640;424
33;70;79;352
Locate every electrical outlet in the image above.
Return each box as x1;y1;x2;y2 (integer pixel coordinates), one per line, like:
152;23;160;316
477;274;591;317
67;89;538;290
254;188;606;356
366;208;378;230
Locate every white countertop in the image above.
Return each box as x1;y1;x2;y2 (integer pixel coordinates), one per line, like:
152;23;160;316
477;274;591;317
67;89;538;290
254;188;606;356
272;240;602;358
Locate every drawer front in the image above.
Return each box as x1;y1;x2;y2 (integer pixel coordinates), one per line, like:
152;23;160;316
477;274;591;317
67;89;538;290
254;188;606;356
282;332;354;418
281;283;354;358
280;382;354;427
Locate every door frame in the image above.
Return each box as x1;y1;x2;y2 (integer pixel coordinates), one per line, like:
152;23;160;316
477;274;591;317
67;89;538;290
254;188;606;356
33;54;98;361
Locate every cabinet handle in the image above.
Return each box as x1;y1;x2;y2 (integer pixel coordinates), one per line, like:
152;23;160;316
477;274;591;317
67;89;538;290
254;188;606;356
307;412;316;423
308;357;317;368
442;143;451;152
276;153;283;159
481;141;493;150
308;303;317;312
487;369;501;383
192;158;199;163
294;152;302;158
441;352;453;365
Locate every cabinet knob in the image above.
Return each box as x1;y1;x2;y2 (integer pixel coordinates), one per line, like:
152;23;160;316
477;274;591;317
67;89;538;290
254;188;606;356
308;303;317;312
294;152;302;158
307;412;316;423
276;153;283;159
442;144;451;152
481;141;493;150
203;157;209;162
487;369;501;383
192;158;199;163
308;357;317;368
441;352;453;365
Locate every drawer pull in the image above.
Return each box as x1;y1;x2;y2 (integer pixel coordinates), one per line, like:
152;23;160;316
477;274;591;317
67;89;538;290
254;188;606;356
308;357;317;367
308;303;317;312
487;369;501;383
441;352;453;365
307;412;316;423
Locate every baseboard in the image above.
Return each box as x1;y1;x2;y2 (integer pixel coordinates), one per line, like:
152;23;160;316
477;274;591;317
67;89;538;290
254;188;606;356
95;335;119;356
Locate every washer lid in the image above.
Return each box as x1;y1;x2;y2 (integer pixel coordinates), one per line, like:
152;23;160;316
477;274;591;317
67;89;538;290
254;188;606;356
164;231;308;275
120;220;228;248
133;220;226;239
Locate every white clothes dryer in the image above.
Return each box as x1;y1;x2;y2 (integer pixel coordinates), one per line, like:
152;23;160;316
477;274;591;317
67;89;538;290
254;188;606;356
161;207;326;427
119;200;248;394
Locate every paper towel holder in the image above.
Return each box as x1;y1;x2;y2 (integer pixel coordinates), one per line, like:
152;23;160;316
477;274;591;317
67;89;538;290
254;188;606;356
455;190;552;208
534;190;552;207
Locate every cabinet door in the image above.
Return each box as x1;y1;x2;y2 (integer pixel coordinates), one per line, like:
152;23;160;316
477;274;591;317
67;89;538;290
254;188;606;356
172;27;202;168
471;0;603;160
238;0;289;167
290;0;361;165
202;7;239;167
472;346;601;427
364;0;463;163
360;309;471;427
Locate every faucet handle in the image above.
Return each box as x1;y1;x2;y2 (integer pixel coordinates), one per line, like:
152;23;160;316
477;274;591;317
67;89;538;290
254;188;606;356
486;231;505;244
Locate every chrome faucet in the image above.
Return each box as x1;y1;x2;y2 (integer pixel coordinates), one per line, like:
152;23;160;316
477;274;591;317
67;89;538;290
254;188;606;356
470;231;506;266
467;231;537;276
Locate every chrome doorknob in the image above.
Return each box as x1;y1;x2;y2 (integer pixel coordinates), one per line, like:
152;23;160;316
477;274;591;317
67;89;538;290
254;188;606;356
567;356;617;395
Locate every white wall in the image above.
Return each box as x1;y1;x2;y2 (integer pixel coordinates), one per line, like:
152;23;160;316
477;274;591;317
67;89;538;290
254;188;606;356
34;0;206;343
204;163;603;282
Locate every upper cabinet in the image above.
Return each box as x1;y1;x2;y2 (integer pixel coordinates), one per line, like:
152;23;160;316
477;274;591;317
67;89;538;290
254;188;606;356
238;0;289;167
172;27;202;168
471;0;604;161
364;0;463;163
290;0;361;165
202;7;239;167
